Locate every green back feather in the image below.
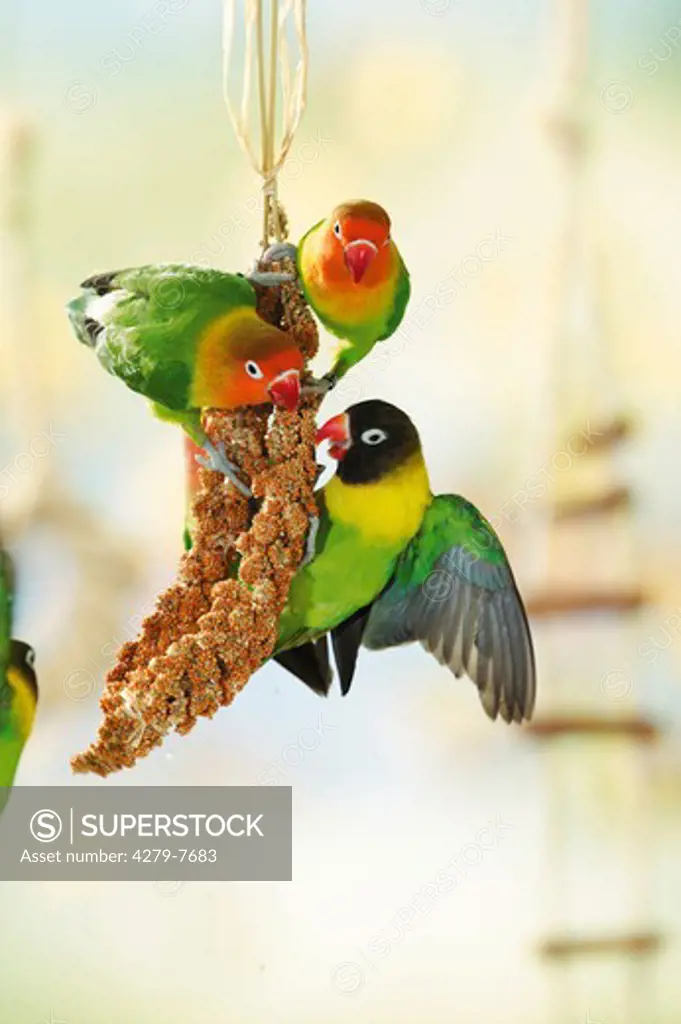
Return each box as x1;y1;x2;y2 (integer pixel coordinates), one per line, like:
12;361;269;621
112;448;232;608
296;219;324;276
67;264;257;411
379;253;410;341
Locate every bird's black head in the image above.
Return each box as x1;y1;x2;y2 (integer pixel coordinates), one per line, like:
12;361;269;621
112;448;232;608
316;400;422;485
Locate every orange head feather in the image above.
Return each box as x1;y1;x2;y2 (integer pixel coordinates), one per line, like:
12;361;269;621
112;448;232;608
319;200;393;288
194;310;304;410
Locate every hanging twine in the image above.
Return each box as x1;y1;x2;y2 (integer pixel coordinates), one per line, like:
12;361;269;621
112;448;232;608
222;0;308;247
72;0;318;775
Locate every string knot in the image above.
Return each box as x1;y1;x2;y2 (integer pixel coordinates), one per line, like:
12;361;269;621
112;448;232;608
223;0;308;249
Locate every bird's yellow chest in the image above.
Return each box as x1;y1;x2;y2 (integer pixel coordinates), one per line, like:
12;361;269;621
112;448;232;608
6;666;36;742
324;455;431;547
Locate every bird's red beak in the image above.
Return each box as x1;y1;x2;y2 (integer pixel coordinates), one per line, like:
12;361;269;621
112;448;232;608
269;369;301;411
344;240;378;284
316;412;351;460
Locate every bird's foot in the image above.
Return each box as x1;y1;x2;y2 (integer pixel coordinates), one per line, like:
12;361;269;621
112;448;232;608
246;242;298;286
263;242;298;265
195;440;252;498
246;267;295;287
301;372;337;397
302;514;320;567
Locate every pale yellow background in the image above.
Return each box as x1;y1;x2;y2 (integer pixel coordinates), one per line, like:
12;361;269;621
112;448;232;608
1;0;680;1021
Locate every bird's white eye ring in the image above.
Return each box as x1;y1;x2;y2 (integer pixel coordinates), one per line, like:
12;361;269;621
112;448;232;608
361;428;388;446
245;360;264;379
333;221;342;238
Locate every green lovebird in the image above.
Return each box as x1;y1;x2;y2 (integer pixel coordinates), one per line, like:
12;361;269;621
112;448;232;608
267;200;410;382
0;551;38;814
67;264;305;482
273;401;536;723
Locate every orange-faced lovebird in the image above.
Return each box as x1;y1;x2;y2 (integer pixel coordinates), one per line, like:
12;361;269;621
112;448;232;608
67;264;304;492
266;200;410;384
273;401;536;723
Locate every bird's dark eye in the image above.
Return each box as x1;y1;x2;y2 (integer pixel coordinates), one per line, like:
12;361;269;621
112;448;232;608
25;647;35;669
245;360;264;379
361;428;388;446
333;221;341;238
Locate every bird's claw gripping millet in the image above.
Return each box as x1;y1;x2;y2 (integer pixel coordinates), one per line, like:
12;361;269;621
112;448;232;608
246;268;296;287
262;242;298;265
302;372;337;398
302;514;320;566
196;440;253;498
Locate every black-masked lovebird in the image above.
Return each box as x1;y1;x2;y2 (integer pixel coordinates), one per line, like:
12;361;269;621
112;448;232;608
67;264;305;488
266;200;410;383
273;401;536;724
0;552;38;813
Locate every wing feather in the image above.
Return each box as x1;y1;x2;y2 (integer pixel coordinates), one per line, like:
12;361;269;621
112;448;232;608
67;264;258;410
363;495;536;723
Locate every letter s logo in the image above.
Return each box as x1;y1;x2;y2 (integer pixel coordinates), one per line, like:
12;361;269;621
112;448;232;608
30;809;63;843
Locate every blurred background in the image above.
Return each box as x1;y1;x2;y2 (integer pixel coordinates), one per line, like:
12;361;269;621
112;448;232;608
1;0;681;1020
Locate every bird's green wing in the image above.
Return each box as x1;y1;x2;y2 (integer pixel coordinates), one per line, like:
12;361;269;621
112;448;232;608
296;219;324;272
379;251;410;341
67;264;257;411
362;495;536;723
295;219;324;316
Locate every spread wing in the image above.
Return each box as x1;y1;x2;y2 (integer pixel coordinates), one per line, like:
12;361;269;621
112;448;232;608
66;264;257;410
362;495;536;723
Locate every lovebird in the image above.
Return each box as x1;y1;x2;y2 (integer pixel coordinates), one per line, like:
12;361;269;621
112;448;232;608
273;401;536;723
67;264;305;488
0;552;38;814
267;200;410;382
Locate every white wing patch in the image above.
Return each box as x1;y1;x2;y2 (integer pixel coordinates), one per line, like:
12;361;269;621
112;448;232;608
86;290;126;324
